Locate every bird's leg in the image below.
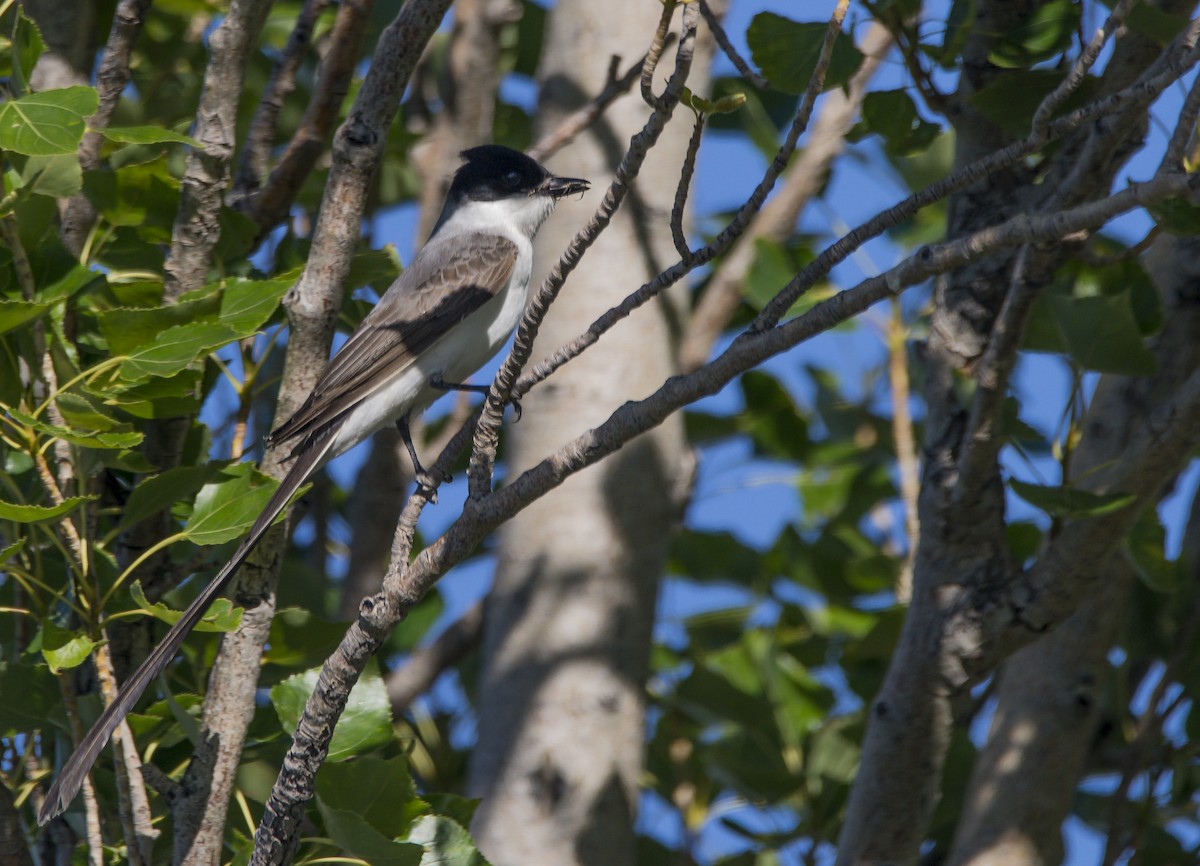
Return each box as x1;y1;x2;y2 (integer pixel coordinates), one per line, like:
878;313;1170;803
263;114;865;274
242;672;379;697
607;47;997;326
396;416;450;498
430;374;522;421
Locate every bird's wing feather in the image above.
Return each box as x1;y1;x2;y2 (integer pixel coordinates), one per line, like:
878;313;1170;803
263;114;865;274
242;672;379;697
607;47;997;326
269;232;518;449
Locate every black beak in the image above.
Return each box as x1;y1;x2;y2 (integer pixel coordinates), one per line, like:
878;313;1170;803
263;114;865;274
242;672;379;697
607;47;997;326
543;175;590;199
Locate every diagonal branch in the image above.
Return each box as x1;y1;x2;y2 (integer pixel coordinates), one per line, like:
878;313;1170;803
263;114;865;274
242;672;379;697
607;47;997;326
464;1;703;499
238;0;377;240
231;0;334;205
247;124;1200;866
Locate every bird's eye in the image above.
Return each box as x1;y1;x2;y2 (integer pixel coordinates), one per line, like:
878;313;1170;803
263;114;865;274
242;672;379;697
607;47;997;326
503;170;522;187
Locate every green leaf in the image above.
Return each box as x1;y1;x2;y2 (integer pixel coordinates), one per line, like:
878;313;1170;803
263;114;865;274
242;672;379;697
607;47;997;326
312;805;423;866
1045;292;1158;375
0;86;99;155
1123;510;1179;593
1105;0;1190;44
1148;197;1200;235
183;463;280;546
118;461;231;532
13;153;83;198
746;14;863;95
315;755;428;838
0;299;55;335
967;70;1070;136
271;660;393;761
931;0;975;67
0;661;63;733
119;321;238;380
263;607;349;672
0;538;24;564
218;271;296;334
5;405;142;450
97;293;221;356
669;530;763;586
9;12;46;97
98;126;201;147
128;581;243;633
852;89;939;155
741;370;810;460
400;815;488;866
0;495;94;523
41;621;100;672
989;0;1081;68
1009;479;1135;518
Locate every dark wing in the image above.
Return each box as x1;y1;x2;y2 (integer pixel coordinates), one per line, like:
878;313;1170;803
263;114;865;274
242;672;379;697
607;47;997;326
269;232;518;449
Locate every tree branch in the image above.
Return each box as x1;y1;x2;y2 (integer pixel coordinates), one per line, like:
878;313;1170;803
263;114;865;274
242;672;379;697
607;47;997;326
162;0;275;301
60;0;154;256
526;53;648;163
696;0;768;90
678;20;893;371
231;0;333;205
464;1;703;499
386;600;484;715
239;0;376;238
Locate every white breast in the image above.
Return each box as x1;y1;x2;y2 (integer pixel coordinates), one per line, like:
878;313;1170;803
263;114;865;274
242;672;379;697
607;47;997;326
327;246;533;459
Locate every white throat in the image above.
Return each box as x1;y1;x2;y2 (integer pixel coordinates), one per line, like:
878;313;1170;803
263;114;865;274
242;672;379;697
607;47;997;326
431;194;556;244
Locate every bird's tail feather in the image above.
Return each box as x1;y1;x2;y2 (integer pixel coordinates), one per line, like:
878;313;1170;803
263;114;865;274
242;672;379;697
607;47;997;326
38;435;335;825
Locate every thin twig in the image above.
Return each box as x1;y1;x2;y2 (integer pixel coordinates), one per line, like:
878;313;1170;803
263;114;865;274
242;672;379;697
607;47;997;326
1033;0;1137;136
232;0;333;203
640;0;677;107
527;52;649;163
671;114;704;263
953;245;1040;506
240;0;376;238
697;0;768;90
512;0;852;397
679;21;893;371
464;2;702;500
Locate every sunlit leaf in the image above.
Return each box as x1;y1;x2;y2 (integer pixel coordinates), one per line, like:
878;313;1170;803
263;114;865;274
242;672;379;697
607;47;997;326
746;14;863;94
128;581;243;633
0;86;98;155
270;661;393;762
183;463;280;546
0;495;95;523
41;621;100;672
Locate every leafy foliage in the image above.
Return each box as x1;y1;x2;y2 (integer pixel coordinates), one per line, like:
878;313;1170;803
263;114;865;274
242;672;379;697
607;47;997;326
1;1;1196;865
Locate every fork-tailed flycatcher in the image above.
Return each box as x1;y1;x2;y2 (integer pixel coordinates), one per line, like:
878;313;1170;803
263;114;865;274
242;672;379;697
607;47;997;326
38;145;589;824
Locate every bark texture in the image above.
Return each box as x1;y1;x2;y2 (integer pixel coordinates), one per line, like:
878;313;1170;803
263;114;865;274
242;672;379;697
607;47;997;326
465;4;707;864
947;235;1200;866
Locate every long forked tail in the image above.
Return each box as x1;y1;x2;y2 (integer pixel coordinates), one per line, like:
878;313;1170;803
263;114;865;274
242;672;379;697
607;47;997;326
37;435;335;825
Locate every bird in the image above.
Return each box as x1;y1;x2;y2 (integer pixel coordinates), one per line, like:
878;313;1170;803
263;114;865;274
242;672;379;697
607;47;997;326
38;144;590;824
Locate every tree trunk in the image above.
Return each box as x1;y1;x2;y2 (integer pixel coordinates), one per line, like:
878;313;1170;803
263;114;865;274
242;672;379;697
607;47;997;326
466;4;708;863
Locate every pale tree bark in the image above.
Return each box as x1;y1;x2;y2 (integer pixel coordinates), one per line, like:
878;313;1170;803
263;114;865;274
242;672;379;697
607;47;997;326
946;234;1200;866
465;4;710;863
